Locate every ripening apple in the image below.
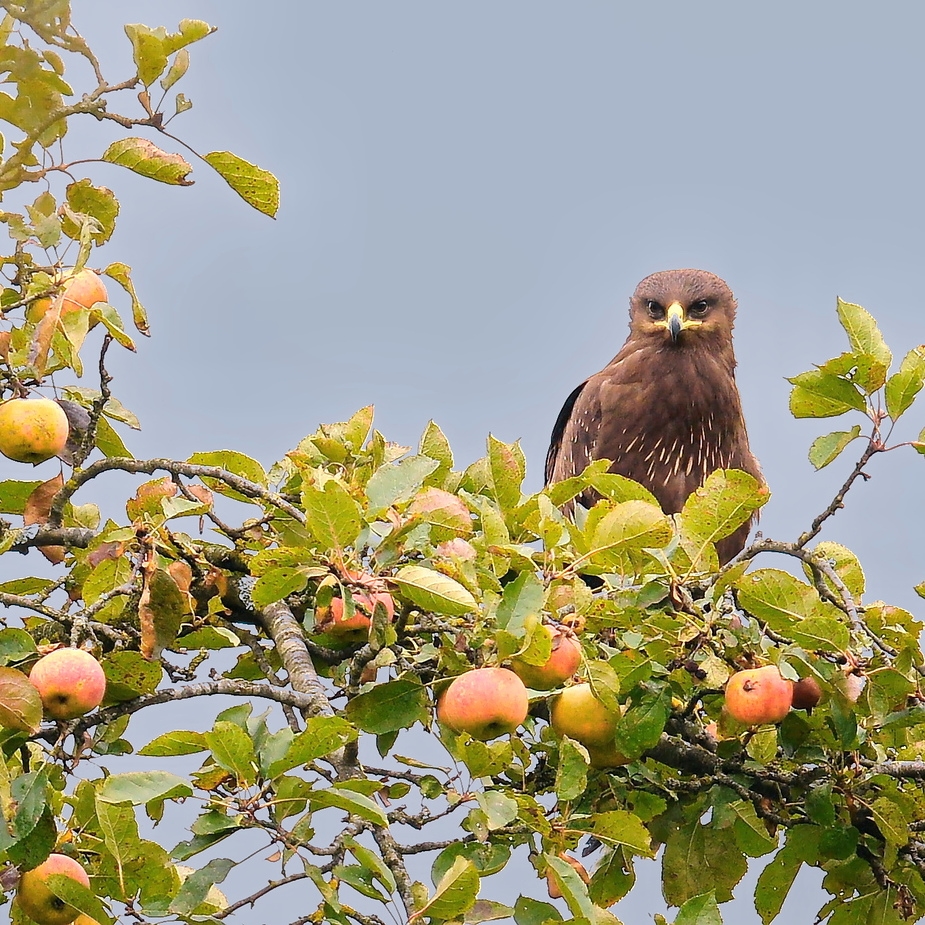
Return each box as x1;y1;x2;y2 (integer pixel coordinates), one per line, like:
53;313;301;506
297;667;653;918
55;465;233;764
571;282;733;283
724;665;793;724
585;739;631;769
791;676;823;710
29;648;106;720
317;590;395;636
17;853;90;925
549;682;622;747
26;268;109;327
510;625;582;690
0;398;69;464
437;667;529;740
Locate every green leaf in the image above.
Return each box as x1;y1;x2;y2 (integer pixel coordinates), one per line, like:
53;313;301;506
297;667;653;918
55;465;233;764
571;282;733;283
11;767;49;839
302;480;363;550
674;892;722;925
787;369;866;418
488;434;524;509
432;842;511;885
62;179;119;244
837;298;892;372
514;896;564;925
102;262;149;335
736;569;818;634
475;790;518;829
97;770;192;804
587;470;660;506
45;873;114;925
392;565;476;615
203;151;280;217
495;570;544;633
94;414;131;457
366;455;440;514
251;566;310;609
419;856;480;921
308;785;388;826
169;857;234;915
139;730;208;757
789;616;850;652
0;666;41;733
124;24;168;85
103;137;193;185
556;737;589;801
885;345;925;419
346;675;429;734
103;650;162;701
205;721;258;786
95;799;139;902
614;688;671;759
745;726;778;764
420;420;454;485
754;842;802;924
161;48;189;91
268;716;357;777
188;449;267;502
808;426;863;470
544;853;596;921
871;797;908;848
678;469;768;564
662;814;747;905
0;479;42;514
583;810;653;856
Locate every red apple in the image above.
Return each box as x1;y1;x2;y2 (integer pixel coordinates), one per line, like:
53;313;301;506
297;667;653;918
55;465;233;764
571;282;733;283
510;625;581;690
29;648;106;720
437;667;529;740
17;853;90;925
724;665;793;724
549;682;622;747
317;590;395;636
791;676;822;710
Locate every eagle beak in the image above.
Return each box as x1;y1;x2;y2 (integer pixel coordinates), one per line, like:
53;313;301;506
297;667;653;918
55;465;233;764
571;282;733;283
659;302;702;342
666;303;683;342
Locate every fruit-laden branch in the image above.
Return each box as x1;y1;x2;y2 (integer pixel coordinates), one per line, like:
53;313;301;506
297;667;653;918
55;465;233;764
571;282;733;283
47;457;306;526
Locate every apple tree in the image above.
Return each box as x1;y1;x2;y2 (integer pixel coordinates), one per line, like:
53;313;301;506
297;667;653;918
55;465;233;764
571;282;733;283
0;6;923;925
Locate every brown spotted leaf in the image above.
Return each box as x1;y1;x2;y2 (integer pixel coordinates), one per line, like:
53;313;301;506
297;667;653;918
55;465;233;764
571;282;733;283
140;567;190;660
23;474;65;564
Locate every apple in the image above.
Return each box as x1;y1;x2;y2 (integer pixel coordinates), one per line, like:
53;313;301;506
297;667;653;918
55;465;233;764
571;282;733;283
510;625;581;690
585;739;631;769
791;676;822;710
549;682;621;747
27;269;109;326
317;590;395;636
437;667;529;740
29;648;106;720
724;665;793;724
0;398;69;464
17;853;90;925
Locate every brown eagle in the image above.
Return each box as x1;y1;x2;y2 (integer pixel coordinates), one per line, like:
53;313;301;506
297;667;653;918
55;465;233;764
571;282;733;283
545;268;762;564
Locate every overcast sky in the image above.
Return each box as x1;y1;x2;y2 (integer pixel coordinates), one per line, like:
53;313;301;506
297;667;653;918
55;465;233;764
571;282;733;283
5;2;925;922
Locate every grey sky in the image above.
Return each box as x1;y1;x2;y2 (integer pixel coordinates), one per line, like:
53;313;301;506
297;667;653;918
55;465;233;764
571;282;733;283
4;2;924;922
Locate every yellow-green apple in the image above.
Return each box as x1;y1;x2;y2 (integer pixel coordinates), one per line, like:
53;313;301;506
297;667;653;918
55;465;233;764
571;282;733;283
724;665;793;724
29;648;106;720
17;853;90;925
437;667;529;740
0;398;69;464
549;682;622;747
510;625;581;690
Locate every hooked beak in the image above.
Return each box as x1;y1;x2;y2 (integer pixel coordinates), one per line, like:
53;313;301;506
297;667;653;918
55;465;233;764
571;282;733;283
657;302;701;343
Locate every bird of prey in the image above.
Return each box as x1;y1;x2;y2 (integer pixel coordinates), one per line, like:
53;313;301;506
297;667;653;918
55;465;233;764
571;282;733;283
545;268;762;564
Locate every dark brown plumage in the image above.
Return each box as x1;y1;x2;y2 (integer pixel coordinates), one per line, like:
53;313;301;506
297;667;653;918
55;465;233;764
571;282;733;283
545;268;762;564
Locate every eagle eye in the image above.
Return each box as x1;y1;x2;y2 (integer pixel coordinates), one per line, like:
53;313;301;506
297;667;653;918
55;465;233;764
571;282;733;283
689;300;710;317
646;300;665;320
